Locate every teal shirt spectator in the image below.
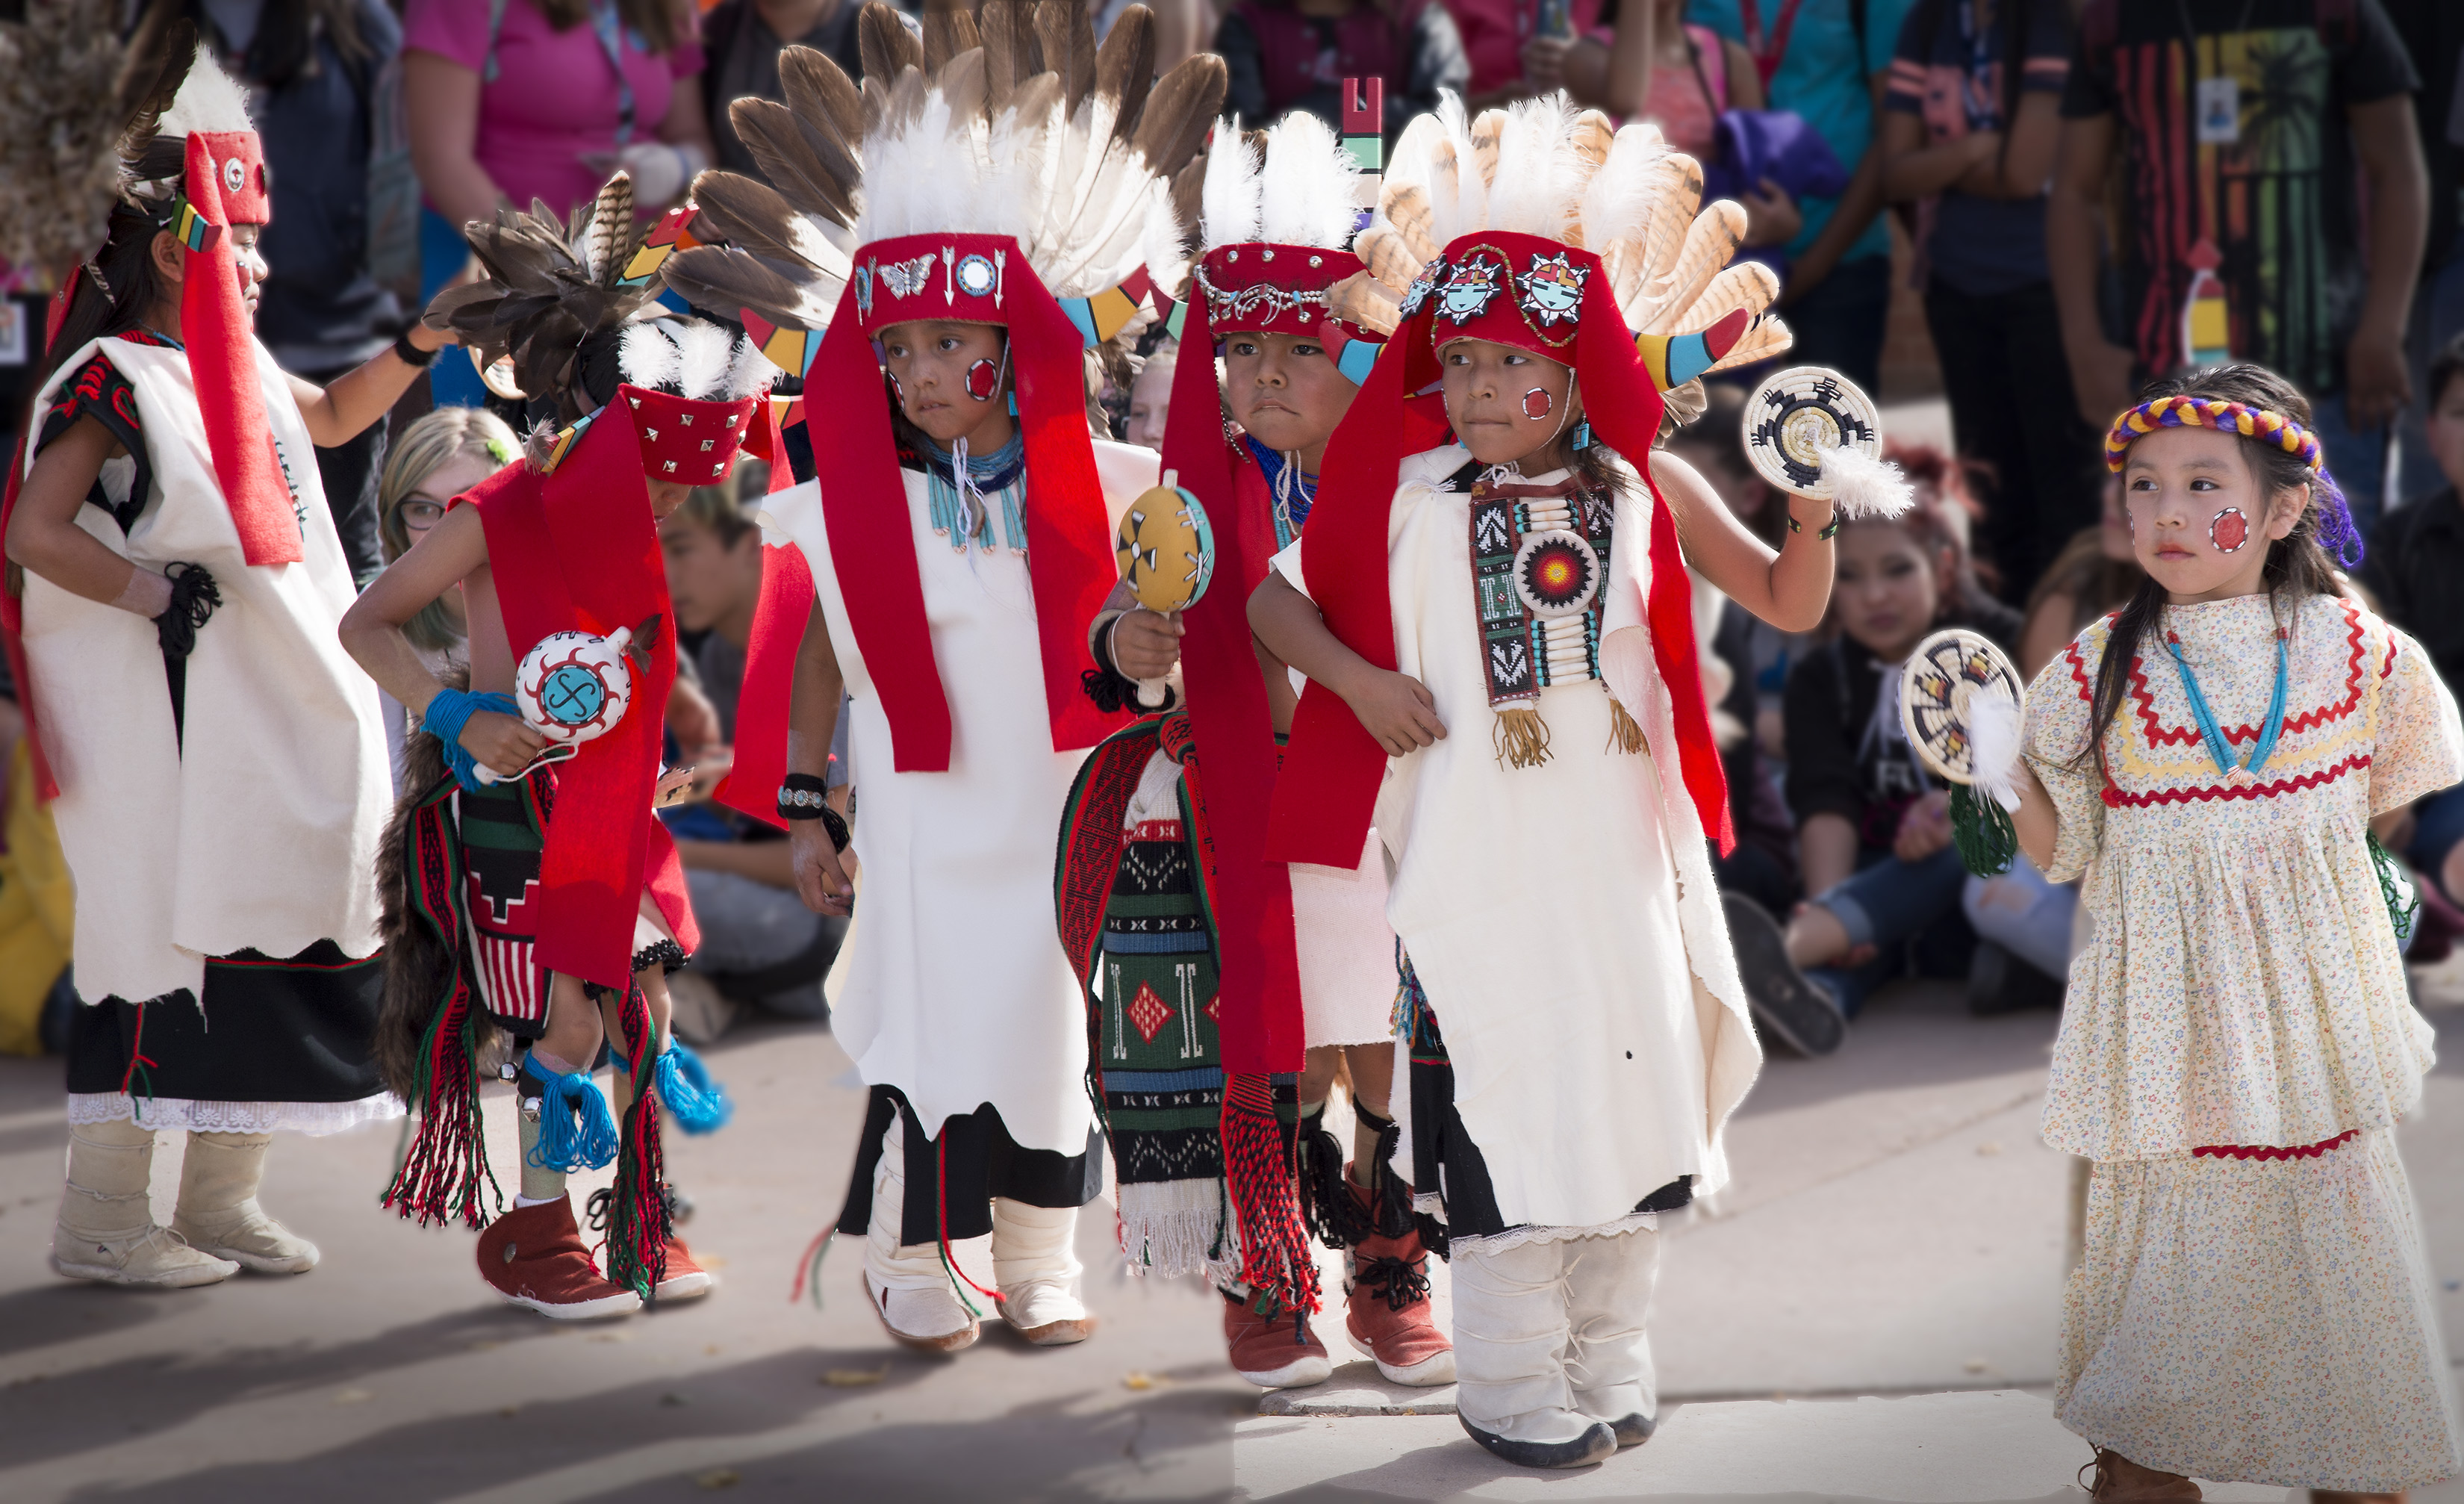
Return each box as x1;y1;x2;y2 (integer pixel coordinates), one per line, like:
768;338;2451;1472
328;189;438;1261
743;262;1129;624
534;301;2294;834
1685;0;1914;263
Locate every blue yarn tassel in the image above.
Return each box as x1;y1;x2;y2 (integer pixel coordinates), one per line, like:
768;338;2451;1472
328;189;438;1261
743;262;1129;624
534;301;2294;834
655;1041;733;1135
525;1060;619;1172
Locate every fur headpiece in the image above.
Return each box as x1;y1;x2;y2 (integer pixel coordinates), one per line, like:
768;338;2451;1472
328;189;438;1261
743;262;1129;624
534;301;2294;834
422;172;777;467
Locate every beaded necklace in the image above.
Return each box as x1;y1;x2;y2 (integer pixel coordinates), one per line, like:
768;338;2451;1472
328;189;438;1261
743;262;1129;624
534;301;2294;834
1244;435;1317;550
921;430;1028;555
2160;617;2289;780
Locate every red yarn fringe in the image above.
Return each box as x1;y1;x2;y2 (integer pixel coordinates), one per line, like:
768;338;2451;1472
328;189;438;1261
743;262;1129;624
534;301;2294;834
603;982;672;1301
1221;1072;1319;1317
380;975;500;1228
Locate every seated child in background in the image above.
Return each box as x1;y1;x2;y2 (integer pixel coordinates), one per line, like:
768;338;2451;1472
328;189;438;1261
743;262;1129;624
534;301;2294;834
1726;448;2060;1057
1669;385;1805;915
656;473;847;1028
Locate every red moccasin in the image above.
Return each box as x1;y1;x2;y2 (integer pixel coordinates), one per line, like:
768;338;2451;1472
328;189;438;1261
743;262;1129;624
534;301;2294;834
477;1197;641;1321
1343;1171;1454;1386
1223;1290;1334;1389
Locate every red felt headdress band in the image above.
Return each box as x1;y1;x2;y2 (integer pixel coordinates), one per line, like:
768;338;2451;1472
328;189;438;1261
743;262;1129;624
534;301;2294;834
1267;232;1733;868
806;233;1119;772
178;129;299;568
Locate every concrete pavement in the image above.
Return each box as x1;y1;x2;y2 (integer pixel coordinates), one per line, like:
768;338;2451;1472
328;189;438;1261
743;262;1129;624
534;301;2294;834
0;968;2458;1501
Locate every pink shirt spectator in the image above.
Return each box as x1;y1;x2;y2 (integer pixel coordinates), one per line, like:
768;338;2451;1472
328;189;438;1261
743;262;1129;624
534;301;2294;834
1449;0;1611;98
403;0;705;221
1645;22;1728;153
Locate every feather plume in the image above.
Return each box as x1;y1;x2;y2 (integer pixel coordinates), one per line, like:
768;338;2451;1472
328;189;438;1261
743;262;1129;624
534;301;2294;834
1966;691;2023;812
1705;313;1793;373
1095;5;1157;142
1568;108;1616;171
1821;442;1916;520
1484;96;1581;242
671;319;736;399
777;46;864;146
1351;225;1423;294
923;7;979;72
663;243;840;333
979;0;1033;115
731;98;858;225
1328;270;1401;336
1200;120;1263;250
1637;199;1743;334
1674;259;1779;332
1036;0;1097;116
1254;111;1361;249
688;173;851;285
1379;182;1440;267
727;334;783;400
620;323;684;394
584;172;634;287
1468;108;1506;189
1130;53;1226;180
155;40;252;138
113;12;194;149
861;4;922;84
1169;155;1206;244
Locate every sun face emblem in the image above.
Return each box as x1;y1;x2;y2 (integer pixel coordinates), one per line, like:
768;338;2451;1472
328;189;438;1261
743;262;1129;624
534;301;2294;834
1511;530;1602;619
1398;258;1448;318
1436;258;1505;326
1516;253;1587;325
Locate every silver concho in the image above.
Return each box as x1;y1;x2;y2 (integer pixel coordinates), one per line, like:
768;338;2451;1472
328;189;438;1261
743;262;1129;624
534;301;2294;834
222;157;247;195
954;253;998;299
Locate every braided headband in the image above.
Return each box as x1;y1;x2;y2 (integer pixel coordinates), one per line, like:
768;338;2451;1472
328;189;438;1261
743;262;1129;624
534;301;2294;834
2103;396;2320;474
2101;394;2360;567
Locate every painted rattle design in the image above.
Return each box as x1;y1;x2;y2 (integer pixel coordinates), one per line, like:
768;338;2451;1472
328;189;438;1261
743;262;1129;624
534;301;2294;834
473;615;660;785
1114;470;1216;711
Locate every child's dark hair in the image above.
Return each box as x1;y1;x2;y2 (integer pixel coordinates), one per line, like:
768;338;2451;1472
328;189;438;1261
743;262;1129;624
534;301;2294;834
17;139;183;442
2077;363;2342;768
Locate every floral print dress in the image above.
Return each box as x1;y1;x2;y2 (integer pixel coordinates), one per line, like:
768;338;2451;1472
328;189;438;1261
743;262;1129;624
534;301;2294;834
2023;590;2464;1490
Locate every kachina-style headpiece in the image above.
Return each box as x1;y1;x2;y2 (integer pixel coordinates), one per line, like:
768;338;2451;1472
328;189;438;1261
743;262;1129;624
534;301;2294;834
663;1;1223;777
1269;96;1797;870
422;172;780;484
2102;393;2361;565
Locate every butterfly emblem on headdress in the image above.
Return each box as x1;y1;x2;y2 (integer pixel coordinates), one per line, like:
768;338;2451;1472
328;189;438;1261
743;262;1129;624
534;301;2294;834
1437;258;1505;326
1398;257;1449;319
1516;253;1587;326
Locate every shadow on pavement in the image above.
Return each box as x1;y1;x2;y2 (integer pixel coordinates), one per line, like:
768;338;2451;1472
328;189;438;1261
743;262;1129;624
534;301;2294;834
0;1279;172;1361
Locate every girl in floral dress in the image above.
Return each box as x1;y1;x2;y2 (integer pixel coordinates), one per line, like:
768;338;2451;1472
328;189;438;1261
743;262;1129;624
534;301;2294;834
2007;364;2464;1503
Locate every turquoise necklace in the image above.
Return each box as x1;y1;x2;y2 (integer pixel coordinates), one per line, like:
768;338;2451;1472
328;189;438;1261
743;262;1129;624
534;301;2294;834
2161;618;2290;779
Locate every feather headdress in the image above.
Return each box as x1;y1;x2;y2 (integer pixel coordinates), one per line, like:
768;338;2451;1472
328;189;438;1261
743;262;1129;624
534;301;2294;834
1332;96;1791;394
1184;111;1379;370
664;0;1222;358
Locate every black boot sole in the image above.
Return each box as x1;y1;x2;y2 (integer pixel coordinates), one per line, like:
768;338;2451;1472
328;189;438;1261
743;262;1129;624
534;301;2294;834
1720;892;1845;1057
1458;1415;1618;1469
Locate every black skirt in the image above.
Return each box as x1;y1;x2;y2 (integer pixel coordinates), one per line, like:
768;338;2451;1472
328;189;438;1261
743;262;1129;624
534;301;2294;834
66;940;386;1106
835;1084;1103;1245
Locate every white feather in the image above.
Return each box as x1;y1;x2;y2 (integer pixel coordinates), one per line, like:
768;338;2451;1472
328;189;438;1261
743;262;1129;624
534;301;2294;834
1201;119;1263;249
618;323;682;393
1425;93;1479;246
726;335;782;400
158;44;256;139
1484;96;1581;240
1820;442;1916;521
1966;690;2023;812
672;319;735;398
1254;112;1360;249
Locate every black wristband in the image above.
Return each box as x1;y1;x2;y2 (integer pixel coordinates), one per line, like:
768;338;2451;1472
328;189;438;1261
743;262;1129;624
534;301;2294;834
392;330;439;368
781;774;850;849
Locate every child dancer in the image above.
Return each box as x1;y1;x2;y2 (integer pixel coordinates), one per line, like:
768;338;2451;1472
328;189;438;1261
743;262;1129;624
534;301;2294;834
345;177;762;1319
1081;111;1451;1390
5;40;429;1288
1251;97;1835;1468
661;3;1219;1353
2006;364;2463;1501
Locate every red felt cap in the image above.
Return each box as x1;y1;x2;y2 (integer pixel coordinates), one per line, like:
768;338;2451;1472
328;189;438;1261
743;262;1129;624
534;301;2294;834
1194;242;1366;339
851;233;1020;337
620;384;760;484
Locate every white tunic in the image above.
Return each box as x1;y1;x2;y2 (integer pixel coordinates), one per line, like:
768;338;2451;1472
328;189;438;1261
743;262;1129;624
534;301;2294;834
767;441;1157;1153
19;336;389;1006
1274;446;1761;1229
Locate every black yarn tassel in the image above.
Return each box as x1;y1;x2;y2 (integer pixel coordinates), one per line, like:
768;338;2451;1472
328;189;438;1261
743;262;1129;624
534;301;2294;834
155;561;222;658
1294;1118;1374;1248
